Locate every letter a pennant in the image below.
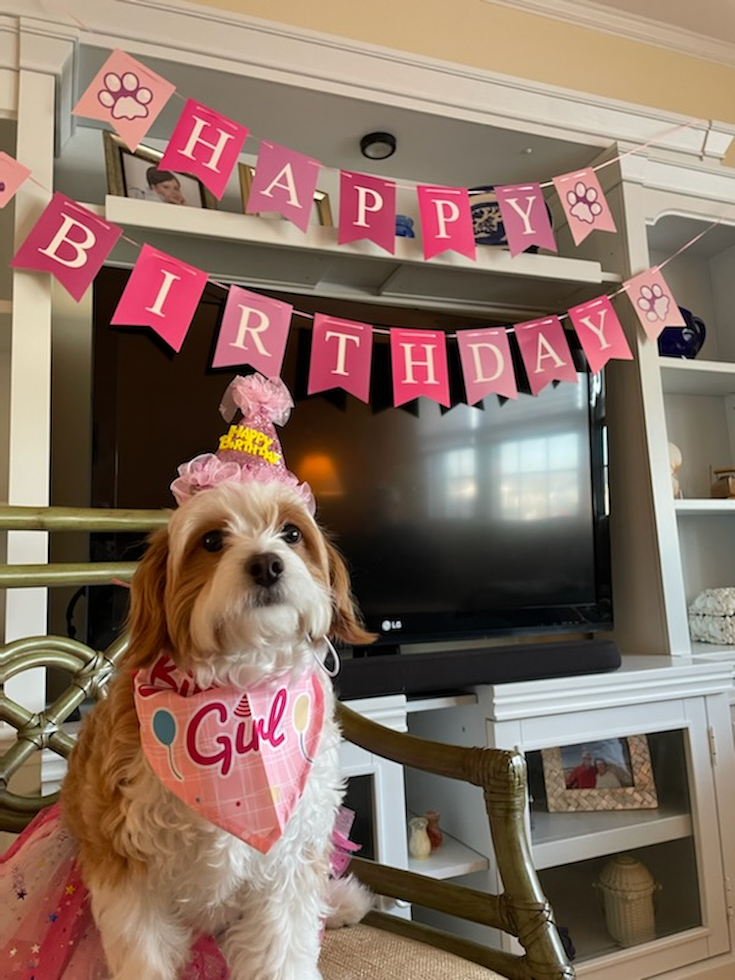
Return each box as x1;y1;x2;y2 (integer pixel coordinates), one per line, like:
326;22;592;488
11;193;122;301
111;244;208;352
514;316;577;395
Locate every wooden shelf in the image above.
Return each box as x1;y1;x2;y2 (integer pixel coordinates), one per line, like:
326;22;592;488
660;358;735;396
531;802;692;871
103;196;621;319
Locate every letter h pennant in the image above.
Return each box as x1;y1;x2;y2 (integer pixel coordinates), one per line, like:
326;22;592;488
390;328;450;407
110;243;208;352
159;99;248;200
11;193;122;301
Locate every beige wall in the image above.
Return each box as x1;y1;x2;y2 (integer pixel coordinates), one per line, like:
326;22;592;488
191;0;735;163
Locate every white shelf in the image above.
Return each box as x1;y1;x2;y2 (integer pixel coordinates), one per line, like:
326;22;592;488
660;358;735;396
103;196;621;318
531;803;692;871
674;498;735;515
406;824;488;880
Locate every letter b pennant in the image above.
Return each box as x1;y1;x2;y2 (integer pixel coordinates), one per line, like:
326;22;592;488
11;193;122;301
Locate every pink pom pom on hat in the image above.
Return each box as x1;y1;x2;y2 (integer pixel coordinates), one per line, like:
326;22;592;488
170;373;315;514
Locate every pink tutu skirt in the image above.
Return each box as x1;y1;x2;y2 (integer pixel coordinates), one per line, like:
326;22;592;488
0;804;359;979
0;805;230;980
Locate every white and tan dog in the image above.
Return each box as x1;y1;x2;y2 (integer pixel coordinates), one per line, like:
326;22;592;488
62;476;374;980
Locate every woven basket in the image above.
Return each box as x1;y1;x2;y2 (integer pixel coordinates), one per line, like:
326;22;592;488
593;854;660;947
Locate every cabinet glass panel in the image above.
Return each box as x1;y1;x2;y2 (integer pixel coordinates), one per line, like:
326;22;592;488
526;730;700;964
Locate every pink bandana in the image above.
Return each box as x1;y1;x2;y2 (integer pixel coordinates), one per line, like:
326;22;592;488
134;654;324;853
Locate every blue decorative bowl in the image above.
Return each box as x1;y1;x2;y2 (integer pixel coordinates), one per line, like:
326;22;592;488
395;214;415;238
657;307;706;359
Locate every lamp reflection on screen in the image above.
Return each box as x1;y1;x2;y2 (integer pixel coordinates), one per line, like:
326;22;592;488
297;453;343;497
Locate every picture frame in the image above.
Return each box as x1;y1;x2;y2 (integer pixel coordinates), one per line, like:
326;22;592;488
238;164;333;227
541;735;658;813
102;131;217;210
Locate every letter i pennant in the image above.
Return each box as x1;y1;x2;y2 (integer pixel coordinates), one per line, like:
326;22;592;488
11;193;122;301
111;244;208;352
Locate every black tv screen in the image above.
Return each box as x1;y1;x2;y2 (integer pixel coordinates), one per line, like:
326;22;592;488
281;361;612;648
90;270;615;695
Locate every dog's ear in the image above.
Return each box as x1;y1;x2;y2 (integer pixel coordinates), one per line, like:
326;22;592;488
325;538;377;648
125;526;171;668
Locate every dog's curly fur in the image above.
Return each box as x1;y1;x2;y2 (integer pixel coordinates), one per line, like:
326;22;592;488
62;480;374;980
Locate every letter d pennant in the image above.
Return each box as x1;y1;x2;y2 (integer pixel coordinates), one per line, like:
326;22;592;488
11;193;122;301
111;244;208;352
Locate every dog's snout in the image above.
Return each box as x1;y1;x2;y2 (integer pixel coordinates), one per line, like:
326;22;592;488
248;552;284;588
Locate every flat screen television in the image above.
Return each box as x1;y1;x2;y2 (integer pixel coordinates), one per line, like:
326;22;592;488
89;270;619;698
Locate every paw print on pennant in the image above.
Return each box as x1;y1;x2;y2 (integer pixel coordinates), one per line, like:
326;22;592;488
567;182;603;225
98;72;153;120
637;283;670;322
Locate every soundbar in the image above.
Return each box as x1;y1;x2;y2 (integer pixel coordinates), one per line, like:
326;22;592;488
335;639;621;700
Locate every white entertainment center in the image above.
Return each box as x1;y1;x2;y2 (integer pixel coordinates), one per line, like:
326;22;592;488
3;4;735;979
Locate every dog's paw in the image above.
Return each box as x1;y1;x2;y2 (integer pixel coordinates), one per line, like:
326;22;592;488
325;874;374;929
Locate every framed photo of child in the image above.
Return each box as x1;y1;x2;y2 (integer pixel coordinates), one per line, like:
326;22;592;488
541;735;658;812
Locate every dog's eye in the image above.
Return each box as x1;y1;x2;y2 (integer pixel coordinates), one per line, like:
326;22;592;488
280;523;302;546
202;530;225;553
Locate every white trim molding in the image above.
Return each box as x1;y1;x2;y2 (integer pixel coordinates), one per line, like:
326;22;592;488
483;0;735;68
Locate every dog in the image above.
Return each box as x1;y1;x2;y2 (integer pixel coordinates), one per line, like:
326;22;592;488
62;477;375;980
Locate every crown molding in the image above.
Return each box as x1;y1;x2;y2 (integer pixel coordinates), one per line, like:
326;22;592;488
483;0;735;67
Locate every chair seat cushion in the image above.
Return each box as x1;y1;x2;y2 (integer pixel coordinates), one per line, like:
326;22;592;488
320;923;508;980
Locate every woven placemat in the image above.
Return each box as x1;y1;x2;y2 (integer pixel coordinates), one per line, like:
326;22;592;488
320;923;508;980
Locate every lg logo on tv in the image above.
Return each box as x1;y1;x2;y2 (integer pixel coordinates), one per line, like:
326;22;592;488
381;619;403;632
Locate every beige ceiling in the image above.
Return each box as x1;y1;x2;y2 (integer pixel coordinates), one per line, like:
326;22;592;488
579;0;735;43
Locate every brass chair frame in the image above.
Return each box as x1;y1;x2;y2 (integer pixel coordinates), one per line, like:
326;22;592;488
0;505;574;980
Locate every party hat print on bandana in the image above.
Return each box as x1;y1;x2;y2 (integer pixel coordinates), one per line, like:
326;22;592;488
135;654;325;852
170;373;315;514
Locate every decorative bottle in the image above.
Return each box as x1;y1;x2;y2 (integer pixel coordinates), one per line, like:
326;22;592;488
424;810;443;849
408;816;432;860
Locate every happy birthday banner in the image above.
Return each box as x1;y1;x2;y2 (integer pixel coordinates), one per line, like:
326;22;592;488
1;47;697;406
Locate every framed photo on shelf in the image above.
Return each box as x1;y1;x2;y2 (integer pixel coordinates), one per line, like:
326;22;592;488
238;163;333;226
102;131;217;210
541;735;658;813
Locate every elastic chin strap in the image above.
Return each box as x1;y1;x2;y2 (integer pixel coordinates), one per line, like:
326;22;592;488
312;636;341;677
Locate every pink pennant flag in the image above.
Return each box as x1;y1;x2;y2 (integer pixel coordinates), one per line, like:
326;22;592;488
110;244;207;352
338;171;396;254
390;328;450;407
457;327;518;403
159;100;248;200
552;168;617;246
246;142;321;233
72;50;176;151
0;152;31;208
308;314;374;403
493;183;557;257
11;193;122;302
567;295;633;374
213;287;293;374
623;267;685;342
417;185;476;262
514;316;577;396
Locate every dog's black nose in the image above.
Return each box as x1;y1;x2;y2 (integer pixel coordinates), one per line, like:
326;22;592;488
248;552;284;588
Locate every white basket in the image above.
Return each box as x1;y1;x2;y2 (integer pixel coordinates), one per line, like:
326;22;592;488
593;855;660;947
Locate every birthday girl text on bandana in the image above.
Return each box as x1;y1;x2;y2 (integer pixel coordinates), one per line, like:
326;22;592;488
134;655;324;851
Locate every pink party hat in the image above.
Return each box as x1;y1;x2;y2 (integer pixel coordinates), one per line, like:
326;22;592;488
170;374;315;513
